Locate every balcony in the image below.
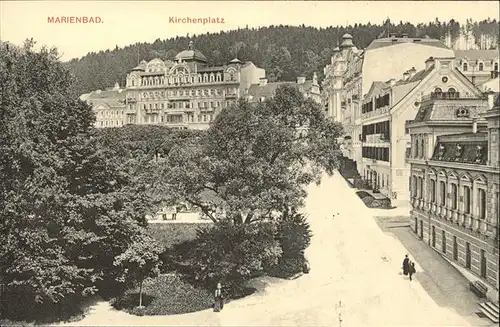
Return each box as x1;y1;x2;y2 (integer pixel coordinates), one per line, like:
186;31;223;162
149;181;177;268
421;91;486;102
169;94;190;100
364;133;390;143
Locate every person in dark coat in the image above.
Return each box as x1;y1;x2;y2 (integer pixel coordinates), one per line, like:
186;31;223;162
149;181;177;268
402;254;409;276
409;261;416;281
213;283;223;312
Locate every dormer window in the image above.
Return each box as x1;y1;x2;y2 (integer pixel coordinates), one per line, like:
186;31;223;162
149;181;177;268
479;62;484;71
455;107;470;118
454;143;463;160
463;62;468;71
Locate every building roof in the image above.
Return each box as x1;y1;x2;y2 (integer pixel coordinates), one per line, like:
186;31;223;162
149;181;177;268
175;41;208;63
246;80;314;99
83;88;126;108
198;66;225;73
413;98;487;122
454;49;500;62
366;37;450;51
431;132;488;165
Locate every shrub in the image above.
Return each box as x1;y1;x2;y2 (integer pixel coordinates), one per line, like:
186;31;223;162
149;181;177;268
112;274;213;315
268;211;312;278
167;221;282;297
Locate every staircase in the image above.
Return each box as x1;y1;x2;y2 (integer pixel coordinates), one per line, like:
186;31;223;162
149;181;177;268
478;301;499;323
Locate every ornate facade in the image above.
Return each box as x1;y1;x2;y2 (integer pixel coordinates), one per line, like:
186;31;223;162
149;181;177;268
407;93;499;301
124;41;265;130
322;33;455;168
360;56;485;206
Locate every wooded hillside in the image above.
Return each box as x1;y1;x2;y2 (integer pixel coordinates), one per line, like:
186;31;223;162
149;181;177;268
66;18;499;95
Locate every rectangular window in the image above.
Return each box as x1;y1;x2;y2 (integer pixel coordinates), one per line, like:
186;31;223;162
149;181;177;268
412;176;417;197
419;177;424;199
430;179;436;203
464;186;471;214
442;230;446;253
480;249;487;278
453;236;458;260
465;242;471;269
478;188;486;219
451;184;457;210
440;181;446;206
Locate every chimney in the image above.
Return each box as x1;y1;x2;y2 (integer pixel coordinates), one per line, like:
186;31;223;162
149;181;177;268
389;79;396;87
259;78;268;87
425;57;434;70
403;71;410;81
408;67;417;79
297;76;306;84
472;118;478;133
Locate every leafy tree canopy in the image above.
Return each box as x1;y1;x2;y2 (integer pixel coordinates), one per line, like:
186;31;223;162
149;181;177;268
0;40;156;318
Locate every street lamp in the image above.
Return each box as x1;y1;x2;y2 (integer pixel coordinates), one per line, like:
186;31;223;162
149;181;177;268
335;300;345;327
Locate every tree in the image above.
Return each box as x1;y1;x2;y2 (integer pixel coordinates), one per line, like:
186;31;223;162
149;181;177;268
169;221;282;296
0;40;155;319
114;235;163;308
156;85;343;225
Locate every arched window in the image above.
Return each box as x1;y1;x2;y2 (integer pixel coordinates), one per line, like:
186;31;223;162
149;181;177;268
478;62;484;71
448;88;456;94
463;63;468;71
434;87;442;94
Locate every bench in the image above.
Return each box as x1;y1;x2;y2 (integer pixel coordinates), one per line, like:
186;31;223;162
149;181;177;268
470;280;488;298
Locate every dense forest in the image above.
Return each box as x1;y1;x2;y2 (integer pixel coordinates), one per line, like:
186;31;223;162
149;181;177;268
66;18;499;96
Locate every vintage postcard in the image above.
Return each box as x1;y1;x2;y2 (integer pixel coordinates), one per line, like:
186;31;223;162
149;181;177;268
1;1;499;326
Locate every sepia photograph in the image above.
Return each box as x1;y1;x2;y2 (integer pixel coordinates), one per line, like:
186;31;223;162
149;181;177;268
1;1;499;326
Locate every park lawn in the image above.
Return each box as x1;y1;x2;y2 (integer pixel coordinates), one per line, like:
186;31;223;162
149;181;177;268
146;222;210;248
111;274;214;316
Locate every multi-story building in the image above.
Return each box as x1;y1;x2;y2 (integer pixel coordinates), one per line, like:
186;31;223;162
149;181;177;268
407;91;499;301
360;56;485;206
455;49;500;86
124;41;265;130
79;82;127;128
244;73;321;104
322;33;454;167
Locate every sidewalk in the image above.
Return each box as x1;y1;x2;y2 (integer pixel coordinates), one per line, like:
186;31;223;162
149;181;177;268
443;256;499;303
374;218;496;326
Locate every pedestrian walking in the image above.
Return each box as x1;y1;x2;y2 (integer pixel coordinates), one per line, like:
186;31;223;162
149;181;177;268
409;261;416;281
402;254;409;276
213;282;223;312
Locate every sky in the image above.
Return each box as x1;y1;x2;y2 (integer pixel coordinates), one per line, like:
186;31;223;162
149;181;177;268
1;1;499;61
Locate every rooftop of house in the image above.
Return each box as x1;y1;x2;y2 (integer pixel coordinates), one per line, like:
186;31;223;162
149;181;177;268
364;65;435;103
366;37;450;51
80;86;126;108
413;97;487;122
431;132;488;165
454;49;500;62
246;80;315;99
